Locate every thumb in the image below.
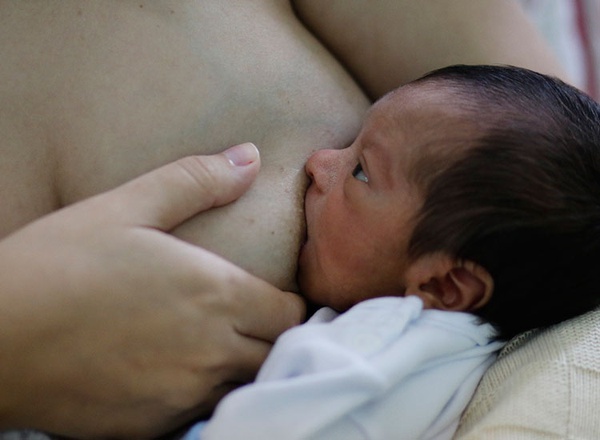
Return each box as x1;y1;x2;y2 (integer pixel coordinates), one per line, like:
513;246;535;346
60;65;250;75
106;143;261;230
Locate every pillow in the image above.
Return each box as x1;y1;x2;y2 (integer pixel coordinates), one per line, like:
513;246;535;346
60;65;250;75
454;307;600;439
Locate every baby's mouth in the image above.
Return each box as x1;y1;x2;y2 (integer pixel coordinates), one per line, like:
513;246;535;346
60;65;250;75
301;219;308;244
298;211;310;258
299;226;309;257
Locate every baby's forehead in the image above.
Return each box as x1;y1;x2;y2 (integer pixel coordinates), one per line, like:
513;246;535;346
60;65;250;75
380;80;474;113
370;84;484;186
371;87;472;141
374;83;481;143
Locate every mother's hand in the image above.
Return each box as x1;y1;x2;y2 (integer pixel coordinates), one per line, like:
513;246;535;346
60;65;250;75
0;143;305;439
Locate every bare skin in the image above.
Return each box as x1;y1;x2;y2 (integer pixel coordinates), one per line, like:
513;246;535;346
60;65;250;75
0;0;563;292
0;0;368;293
0;0;566;437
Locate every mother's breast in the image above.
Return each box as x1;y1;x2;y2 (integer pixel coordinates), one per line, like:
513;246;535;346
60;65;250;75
164;1;371;291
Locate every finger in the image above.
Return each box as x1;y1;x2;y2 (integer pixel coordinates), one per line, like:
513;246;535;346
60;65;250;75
104;143;261;230
227;337;273;384
233;279;307;343
173;337;271;428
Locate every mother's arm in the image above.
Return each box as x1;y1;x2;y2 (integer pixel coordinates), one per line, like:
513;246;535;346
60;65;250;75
293;0;566;99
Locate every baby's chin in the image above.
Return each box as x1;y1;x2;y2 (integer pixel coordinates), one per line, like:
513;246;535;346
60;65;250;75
296;239;356;311
297;271;354;312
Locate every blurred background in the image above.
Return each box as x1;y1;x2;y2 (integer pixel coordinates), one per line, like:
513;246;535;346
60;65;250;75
520;0;600;99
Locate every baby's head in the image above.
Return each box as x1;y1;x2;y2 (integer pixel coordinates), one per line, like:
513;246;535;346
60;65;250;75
298;65;600;339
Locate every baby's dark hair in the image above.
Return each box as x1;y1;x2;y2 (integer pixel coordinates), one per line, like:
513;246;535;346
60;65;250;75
407;65;600;340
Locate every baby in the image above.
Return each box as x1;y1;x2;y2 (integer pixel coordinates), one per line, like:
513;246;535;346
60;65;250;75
184;65;600;439
300;63;600;340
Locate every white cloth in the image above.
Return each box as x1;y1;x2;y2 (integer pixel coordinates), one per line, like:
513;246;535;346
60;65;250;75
184;296;503;440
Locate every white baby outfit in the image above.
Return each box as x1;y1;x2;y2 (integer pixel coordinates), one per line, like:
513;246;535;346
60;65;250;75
183;296;503;440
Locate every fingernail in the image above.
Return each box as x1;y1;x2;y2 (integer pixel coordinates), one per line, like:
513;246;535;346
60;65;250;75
223;143;259;166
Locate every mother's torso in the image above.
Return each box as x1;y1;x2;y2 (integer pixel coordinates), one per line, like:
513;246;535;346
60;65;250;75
0;0;369;291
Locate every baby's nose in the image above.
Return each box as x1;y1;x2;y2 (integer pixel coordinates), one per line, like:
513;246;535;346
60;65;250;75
305;149;340;192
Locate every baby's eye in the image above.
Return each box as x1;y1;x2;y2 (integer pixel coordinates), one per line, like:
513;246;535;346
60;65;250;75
352;163;369;183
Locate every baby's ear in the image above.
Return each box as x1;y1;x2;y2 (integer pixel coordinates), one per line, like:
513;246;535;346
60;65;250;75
404;253;493;311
